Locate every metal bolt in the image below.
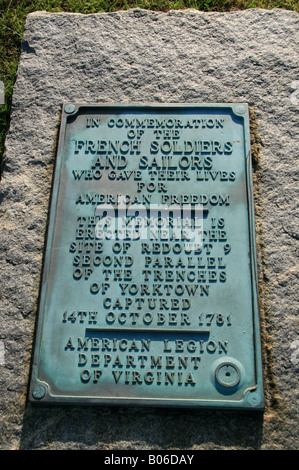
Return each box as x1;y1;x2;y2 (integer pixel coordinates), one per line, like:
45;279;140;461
247;391;261;406
215;362;240;388
235;104;246;115
64;104;76;114
32;384;46;399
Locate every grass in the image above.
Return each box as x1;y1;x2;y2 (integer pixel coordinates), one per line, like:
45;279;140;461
0;0;298;174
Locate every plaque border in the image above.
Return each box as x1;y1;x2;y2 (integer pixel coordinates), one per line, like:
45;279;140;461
29;103;264;410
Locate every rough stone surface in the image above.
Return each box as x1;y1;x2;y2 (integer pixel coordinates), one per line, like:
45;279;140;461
0;8;298;450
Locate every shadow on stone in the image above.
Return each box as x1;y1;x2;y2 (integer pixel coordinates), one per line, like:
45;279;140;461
19;404;264;450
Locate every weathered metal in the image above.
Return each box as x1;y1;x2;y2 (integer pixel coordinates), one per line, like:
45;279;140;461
29;103;264;409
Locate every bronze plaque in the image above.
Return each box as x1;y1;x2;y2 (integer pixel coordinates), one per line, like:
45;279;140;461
29;103;264;409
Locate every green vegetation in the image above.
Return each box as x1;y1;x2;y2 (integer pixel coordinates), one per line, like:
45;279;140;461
0;0;298;172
